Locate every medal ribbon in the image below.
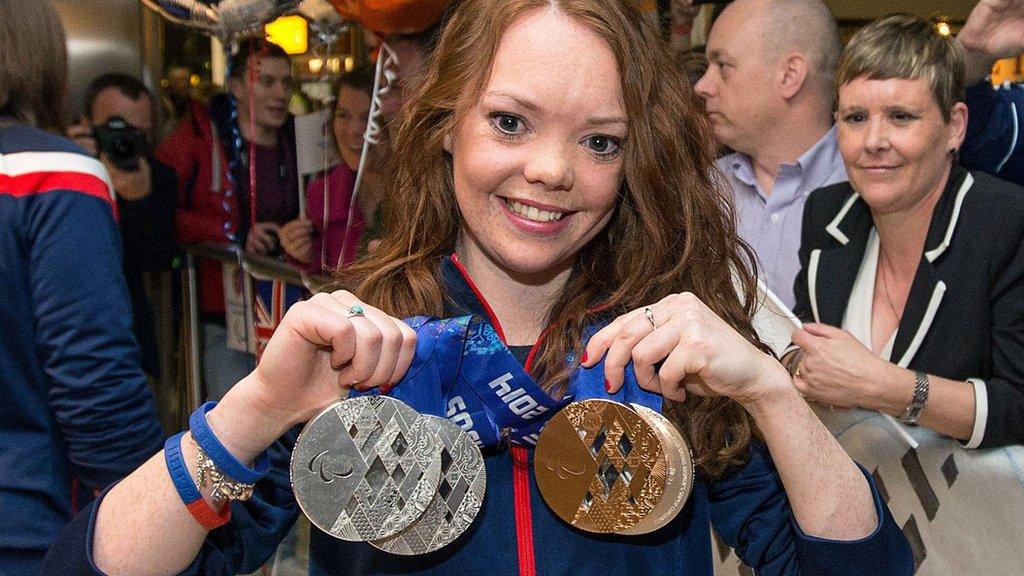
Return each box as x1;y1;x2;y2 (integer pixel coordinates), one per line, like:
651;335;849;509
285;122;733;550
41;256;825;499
357;315;661;450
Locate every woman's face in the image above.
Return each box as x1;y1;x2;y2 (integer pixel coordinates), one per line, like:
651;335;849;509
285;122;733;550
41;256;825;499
446;8;627;281
333;85;371;171
836;76;967;216
380;36;428;117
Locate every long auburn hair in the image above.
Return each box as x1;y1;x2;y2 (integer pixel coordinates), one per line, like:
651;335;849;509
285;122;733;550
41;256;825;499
343;0;761;477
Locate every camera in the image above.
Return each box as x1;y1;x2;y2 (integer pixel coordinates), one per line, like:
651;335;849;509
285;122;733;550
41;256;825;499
92;116;146;171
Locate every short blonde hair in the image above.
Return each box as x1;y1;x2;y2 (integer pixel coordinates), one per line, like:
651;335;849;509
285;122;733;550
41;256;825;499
836;14;964;121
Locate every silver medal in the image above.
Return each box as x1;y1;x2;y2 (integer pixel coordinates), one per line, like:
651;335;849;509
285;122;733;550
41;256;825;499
370;415;487;555
291;396;441;541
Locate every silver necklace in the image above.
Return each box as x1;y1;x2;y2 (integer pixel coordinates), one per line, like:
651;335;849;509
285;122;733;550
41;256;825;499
877;252;904;321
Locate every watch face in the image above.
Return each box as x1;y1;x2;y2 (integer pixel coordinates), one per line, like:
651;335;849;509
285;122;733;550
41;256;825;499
901;371;930;424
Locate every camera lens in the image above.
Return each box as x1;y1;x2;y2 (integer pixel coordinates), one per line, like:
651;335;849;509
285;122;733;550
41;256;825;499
111;138;137;159
94;116;145;171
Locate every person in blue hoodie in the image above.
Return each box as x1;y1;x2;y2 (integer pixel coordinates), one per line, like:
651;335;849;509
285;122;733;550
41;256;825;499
959;0;1024;185
0;2;163;574
44;1;912;575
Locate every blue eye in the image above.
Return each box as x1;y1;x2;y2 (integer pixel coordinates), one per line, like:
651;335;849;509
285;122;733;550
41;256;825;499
582;135;621;159
490;113;525;136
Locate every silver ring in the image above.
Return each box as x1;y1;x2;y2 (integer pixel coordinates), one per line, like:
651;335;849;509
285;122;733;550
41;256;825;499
644;307;656;331
345;305;365;318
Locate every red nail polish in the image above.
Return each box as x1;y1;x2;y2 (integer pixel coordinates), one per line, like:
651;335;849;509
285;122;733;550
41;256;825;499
380;384;393;395
581;351;589;364
604;379;612;393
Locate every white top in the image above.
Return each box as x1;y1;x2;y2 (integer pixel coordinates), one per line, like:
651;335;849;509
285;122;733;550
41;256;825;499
840;228;896;361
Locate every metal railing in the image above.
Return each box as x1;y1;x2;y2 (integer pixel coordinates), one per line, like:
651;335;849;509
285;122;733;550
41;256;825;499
180;243;333;417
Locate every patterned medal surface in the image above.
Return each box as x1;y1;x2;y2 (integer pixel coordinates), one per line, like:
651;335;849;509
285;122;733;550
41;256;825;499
535;399;668;533
371;415;487;555
623;404;694;534
291;397;441;541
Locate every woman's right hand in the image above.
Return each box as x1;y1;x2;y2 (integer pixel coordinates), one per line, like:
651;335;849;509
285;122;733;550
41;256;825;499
790;323;896;411
218;291;417;447
279;218;315;265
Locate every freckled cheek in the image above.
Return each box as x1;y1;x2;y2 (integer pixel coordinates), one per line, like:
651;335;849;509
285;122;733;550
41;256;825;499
575;167;622;214
454;144;520;200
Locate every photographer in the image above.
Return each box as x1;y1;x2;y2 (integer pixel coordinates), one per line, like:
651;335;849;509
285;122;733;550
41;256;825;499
69;74;178;381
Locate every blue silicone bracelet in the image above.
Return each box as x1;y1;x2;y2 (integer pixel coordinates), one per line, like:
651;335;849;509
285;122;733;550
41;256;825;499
189;402;270;484
165;432;202;505
164;432;232;530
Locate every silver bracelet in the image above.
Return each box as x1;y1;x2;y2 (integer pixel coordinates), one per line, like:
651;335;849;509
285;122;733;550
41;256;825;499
192;436;256;504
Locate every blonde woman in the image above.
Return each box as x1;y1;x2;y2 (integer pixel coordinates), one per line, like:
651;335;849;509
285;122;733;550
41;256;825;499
787;14;1024;575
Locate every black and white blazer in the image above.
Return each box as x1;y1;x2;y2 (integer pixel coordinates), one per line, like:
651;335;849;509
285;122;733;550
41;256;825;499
793;166;1024;449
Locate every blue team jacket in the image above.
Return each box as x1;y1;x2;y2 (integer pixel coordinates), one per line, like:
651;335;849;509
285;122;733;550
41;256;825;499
962;80;1024;186
43;256;912;575
0;122;164;574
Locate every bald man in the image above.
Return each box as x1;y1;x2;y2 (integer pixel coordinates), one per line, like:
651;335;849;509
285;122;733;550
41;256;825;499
696;0;842;308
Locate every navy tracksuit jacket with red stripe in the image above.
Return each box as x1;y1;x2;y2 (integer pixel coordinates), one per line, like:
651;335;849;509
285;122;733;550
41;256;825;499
0;122;163;574
44;256;911;576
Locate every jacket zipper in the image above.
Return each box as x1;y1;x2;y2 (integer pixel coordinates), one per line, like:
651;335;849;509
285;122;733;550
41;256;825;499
450;253;539;576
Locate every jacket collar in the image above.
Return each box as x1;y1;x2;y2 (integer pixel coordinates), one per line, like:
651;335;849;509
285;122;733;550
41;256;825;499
824;165;973;258
441;253;560;371
441;253;508;342
809;165;973;367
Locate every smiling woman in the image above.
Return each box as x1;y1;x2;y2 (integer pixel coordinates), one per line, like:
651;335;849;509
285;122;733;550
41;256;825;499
444;10;626;319
300;68;375;271
836;77;966;218
788;13;1024;575
46;2;913;576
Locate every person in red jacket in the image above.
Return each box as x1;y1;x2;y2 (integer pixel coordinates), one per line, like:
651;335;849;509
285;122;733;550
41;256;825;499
157;40;305;400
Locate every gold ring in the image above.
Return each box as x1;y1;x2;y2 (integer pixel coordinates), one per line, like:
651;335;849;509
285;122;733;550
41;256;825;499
793;363;802;381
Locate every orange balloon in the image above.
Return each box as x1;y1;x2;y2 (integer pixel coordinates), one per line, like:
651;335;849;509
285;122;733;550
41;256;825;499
329;0;453;35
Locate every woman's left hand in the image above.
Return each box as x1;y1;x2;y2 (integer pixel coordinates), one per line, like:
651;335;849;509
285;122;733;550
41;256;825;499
790;323;893;409
582;292;789;406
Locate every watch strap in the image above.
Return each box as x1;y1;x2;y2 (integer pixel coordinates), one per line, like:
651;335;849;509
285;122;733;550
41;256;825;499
899;371;930;424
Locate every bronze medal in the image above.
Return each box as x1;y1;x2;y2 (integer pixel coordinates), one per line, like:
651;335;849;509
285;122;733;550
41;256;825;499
290;397;441;541
622;403;694;534
534;399;668;533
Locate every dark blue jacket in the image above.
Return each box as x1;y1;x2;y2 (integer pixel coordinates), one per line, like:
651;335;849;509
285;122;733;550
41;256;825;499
44;256;912;575
962;81;1024;186
0;122;164;574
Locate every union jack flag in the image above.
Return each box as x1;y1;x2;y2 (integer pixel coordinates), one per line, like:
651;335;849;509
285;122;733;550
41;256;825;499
253;278;306;360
